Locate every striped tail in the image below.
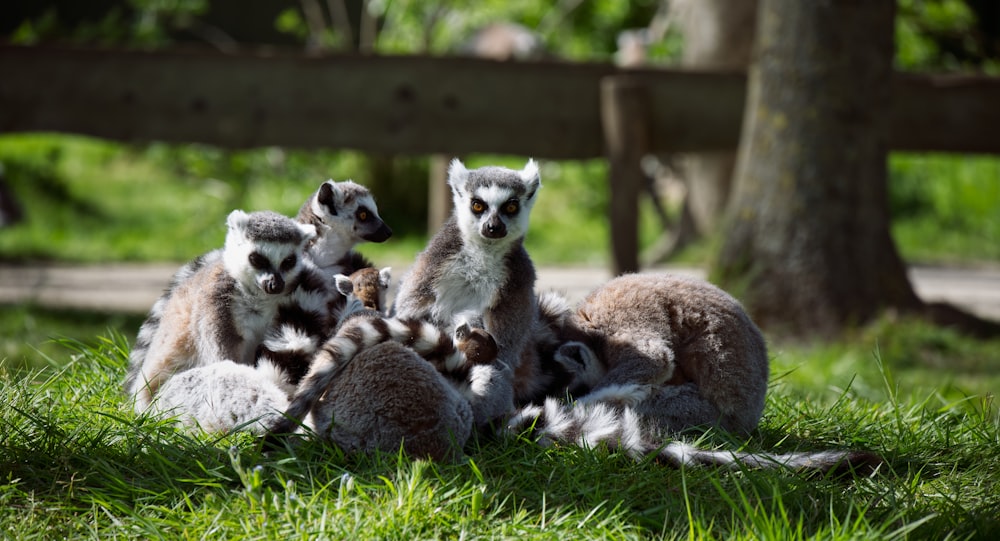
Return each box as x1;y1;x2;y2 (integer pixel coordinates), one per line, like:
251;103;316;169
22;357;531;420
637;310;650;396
505;398;881;474
264;314;476;440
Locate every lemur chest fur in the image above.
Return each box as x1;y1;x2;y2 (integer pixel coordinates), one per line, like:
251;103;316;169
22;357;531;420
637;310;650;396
430;247;510;326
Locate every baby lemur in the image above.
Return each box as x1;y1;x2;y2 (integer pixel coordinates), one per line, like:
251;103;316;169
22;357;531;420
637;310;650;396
391;158;542;427
124;210;316;411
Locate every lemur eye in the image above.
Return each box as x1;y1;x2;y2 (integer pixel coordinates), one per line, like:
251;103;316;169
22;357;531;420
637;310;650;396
280;254;297;271
470;199;487;214
503;200;520;215
248;252;269;269
356;207;369;222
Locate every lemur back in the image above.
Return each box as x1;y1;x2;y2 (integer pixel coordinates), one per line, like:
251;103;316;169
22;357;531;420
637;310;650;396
124;210;316;412
391;158;542;427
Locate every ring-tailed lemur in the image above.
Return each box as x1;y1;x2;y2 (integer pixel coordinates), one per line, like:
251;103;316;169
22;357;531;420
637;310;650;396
391;158;542;427
505;273;881;473
250;179;394;383
124;210;317;411
296;179;392;277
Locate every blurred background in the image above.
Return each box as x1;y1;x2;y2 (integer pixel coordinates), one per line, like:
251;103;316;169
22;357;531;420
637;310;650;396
1;1;998;392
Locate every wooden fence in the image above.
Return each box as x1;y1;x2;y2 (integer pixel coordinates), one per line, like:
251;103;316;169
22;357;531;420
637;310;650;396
3;45;999;272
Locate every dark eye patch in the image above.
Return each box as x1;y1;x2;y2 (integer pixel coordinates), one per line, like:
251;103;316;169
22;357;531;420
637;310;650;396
356;207;369;222
280;254;297;272
248;252;270;269
470;199;487;215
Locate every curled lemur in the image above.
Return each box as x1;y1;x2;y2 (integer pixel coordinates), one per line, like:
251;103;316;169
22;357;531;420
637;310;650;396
265;266;500;440
124;210;317;411
506;273;881;473
278;269;497;460
391;158;542;427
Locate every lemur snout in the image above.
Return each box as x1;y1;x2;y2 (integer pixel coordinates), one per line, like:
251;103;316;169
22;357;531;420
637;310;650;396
262;275;285;294
482;218;507;239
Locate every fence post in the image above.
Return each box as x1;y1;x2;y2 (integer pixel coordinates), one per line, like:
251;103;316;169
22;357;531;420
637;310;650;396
600;75;650;276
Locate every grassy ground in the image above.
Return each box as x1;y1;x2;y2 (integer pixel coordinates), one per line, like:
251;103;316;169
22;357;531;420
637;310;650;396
1;330;997;539
1;135;999;539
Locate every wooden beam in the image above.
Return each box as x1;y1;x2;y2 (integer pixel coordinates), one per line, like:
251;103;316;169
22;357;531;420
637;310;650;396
3;46;998;156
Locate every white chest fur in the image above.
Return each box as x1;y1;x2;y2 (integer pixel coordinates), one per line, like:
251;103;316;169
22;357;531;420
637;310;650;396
430;246;509;328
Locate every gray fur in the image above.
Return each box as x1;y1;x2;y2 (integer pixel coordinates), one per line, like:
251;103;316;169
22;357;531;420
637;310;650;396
308;342;473;462
150;360;291;434
560;272;769;434
392;159;541;427
504;272;880;473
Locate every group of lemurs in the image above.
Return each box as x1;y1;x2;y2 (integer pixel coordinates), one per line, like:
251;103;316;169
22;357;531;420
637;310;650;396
124;158;879;471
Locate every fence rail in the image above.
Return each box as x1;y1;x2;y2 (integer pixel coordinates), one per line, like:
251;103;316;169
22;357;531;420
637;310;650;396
2;45;999;271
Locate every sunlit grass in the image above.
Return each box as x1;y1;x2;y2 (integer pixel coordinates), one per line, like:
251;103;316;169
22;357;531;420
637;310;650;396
1;329;998;539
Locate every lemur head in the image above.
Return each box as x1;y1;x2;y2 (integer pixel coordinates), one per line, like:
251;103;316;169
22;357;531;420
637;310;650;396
297;180;392;265
223;210;316;296
334;266;392;312
448;158;541;246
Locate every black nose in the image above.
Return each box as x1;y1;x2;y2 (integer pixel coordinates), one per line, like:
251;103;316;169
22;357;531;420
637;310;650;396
482;219;507;239
263;275;284;294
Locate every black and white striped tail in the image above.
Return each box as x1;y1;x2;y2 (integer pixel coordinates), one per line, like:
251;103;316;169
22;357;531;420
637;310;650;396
265;314;473;439
505;398;881;474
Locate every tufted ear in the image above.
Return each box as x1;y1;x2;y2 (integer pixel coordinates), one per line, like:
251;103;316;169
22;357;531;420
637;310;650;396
315;180;340;216
226;209;250;231
447;158;469;195
378;267;392;289
334;274;354;296
519;158;541;199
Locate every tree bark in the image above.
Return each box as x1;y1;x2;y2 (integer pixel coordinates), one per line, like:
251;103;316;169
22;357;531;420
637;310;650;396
715;0;921;337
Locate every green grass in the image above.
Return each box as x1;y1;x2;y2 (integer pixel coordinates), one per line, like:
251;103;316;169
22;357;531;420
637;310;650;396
2;136;999;539
1;329;998;539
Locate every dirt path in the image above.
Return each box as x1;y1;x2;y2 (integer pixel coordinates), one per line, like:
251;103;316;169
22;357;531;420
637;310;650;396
1;263;998;322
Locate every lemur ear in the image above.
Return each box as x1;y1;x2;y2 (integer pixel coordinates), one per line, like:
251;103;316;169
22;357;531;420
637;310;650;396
447;158;469;194
315;180;340;216
519;159;541;198
334;274;354;296
378;267;392;288
226;209;250;231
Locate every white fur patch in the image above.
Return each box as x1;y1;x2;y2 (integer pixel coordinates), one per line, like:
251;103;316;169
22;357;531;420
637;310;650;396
578;383;653;407
262;325;315;354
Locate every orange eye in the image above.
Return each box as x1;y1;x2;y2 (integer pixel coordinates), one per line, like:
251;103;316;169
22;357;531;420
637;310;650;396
471;200;486;214
356;209;368;221
504;202;519;214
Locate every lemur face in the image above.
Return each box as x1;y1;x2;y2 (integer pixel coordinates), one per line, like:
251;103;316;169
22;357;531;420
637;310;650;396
313;180;393;244
448;159;541;244
223;210;316;295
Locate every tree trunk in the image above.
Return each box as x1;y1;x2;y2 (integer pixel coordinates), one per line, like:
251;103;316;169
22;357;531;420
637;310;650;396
715;0;921;337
